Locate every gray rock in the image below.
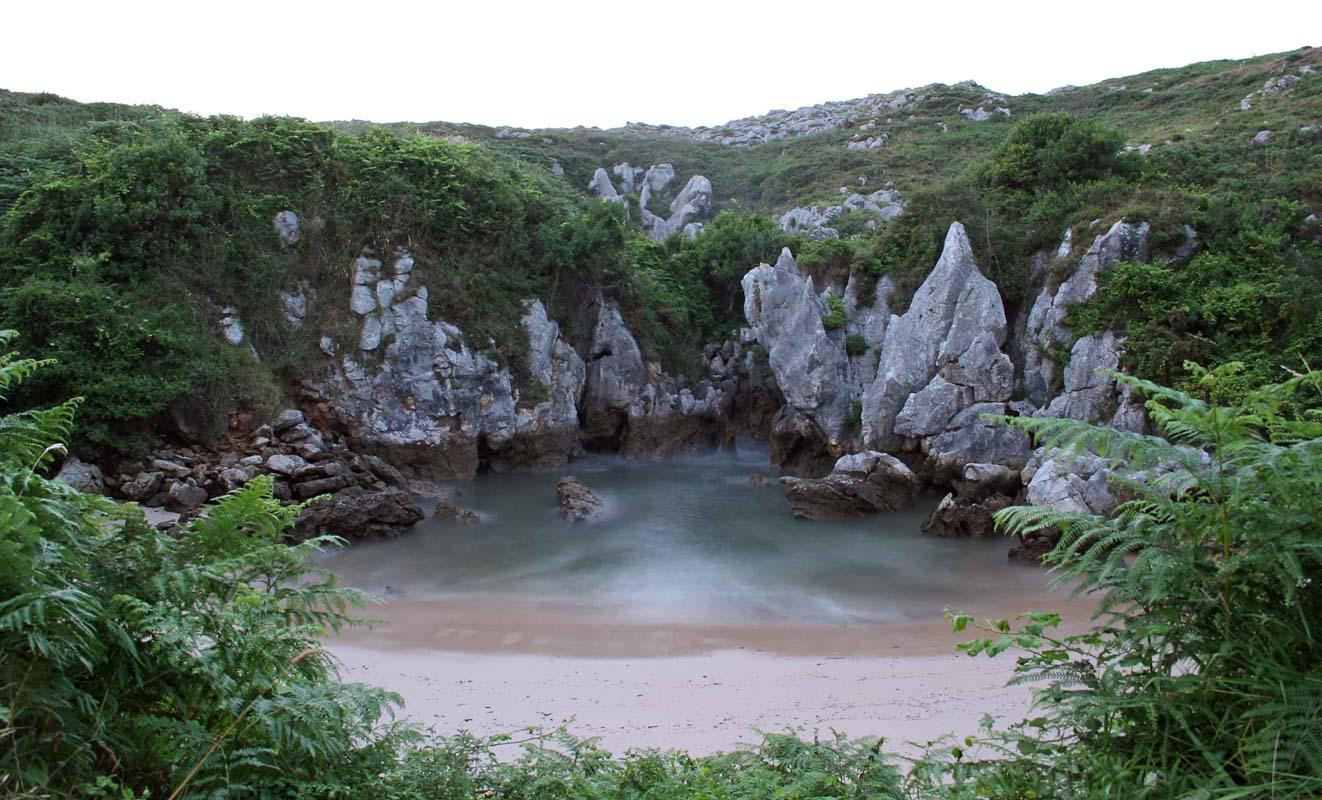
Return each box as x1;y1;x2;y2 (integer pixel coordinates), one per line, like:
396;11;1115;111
272;408;305;434
294;487;424;541
57;456;104;494
861;222;1008;451
151;458;191;479
265;454;308;476
273;210;300;245
1252;130;1274;146
218;307;245;346
588;168;623;202
742;248;852;444
165;481;208;512
1019;220;1148;405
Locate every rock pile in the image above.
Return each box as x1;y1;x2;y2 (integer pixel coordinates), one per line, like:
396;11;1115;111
103;408;422;540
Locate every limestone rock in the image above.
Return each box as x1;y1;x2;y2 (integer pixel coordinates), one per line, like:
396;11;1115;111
742;248;852;445
861;222;1009;453
588;168;622;202
1019;220;1148;405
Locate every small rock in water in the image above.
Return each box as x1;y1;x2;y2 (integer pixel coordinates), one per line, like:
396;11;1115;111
746;473;769;487
434;496;481;524
555;476;603;523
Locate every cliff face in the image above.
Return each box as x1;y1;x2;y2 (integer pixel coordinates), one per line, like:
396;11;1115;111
289;245;768;478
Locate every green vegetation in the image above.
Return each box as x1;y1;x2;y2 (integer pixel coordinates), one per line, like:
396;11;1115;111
932;366;1322;797
4;331;1318;797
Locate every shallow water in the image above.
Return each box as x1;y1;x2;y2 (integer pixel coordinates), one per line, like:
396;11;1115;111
319;445;1053;633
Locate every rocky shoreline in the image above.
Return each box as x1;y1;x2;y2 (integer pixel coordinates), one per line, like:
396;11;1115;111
59;211;1155;559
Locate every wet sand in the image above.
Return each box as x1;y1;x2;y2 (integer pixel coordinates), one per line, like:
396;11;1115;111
327;593;1095;754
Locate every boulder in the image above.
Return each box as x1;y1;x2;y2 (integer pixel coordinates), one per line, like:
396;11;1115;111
434;496;481;524
265;454;308;476
295;487;424;541
555;476;603;523
779;451;915;521
923;492;1014;537
271;408;305;434
121;471;164;501
165;481;208;513
56;457;104;494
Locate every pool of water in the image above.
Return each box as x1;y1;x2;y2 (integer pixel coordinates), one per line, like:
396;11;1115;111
319;446;1052;631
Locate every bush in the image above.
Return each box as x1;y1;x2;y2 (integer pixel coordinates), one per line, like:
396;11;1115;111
846;332;868;357
822;294;847;330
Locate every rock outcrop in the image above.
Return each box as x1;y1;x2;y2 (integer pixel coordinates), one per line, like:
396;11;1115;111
777;186;905;239
861;222;1027;471
581;300;729;457
742;248;852;447
1019;220;1149;406
922;462;1020;538
591;162;715;242
555;476;604;522
308;249;600;477
779;451;915;521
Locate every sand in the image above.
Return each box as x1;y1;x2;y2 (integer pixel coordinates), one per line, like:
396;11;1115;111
326;594;1095;755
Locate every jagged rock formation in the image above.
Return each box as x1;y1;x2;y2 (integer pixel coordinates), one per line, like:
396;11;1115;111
581;300;728;457
779;451;915;521
861;222;1028;472
586;162;714;242
742;248;852;447
740;216;1154;526
302;246;742;477
1019;220;1149;407
621;81;1003;146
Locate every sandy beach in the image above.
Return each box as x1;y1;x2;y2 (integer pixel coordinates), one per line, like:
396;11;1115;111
327;593;1094;754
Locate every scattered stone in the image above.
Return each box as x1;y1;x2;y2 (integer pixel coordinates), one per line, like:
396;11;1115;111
1252;130;1274;146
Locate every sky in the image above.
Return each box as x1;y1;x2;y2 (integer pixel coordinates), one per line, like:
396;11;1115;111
4;1;1320;129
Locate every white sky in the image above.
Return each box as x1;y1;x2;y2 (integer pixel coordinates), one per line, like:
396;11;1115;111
4;1;1319;129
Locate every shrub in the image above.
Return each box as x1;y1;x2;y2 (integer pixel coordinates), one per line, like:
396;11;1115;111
821;294;847;330
845;332;868;357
